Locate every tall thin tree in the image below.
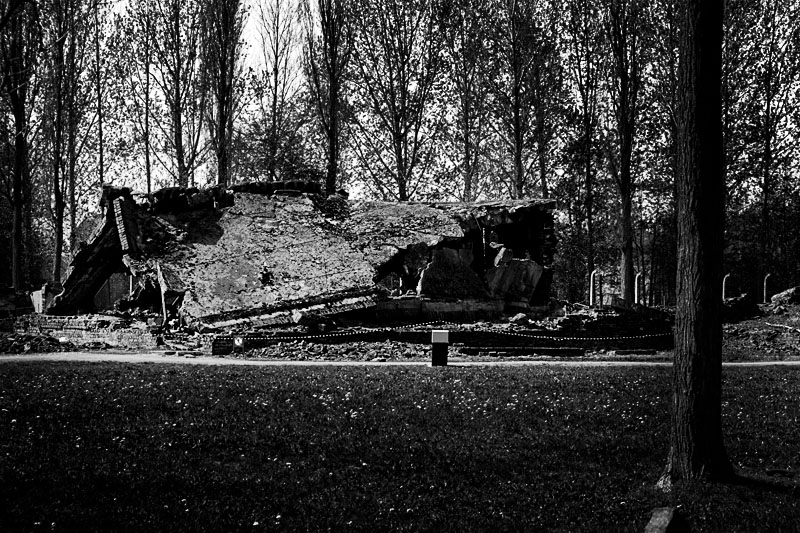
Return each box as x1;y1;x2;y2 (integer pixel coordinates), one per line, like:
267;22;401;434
302;0;353;195
0;0;39;289
150;0;209;187
565;0;604;300
256;0;303;182
43;0;92;282
604;0;647;305
486;0;535;199
439;0;492;202
203;0;246;187
121;0;156;194
93;0;104;186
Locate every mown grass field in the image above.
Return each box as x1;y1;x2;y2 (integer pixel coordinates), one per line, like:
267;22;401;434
1;362;798;532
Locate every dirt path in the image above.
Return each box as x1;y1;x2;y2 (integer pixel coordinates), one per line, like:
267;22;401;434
2;351;800;367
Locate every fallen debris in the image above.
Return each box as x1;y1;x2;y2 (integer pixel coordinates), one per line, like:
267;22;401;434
764;322;800;334
771;286;800;306
723;306;800;360
0;333;75;354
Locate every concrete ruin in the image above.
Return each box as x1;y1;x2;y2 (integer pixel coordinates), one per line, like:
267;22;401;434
48;182;556;332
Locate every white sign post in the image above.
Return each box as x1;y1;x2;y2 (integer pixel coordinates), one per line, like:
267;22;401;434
431;330;449;366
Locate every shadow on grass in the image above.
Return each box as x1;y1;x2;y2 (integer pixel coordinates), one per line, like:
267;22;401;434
729;468;800;495
661;467;800;532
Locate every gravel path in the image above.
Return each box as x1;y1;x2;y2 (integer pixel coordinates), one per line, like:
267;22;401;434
2;351;800;367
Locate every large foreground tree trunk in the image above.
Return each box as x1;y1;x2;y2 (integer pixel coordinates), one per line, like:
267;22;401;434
660;0;733;487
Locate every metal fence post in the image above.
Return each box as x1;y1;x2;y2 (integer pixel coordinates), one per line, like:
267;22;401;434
635;272;642;305
722;273;731;301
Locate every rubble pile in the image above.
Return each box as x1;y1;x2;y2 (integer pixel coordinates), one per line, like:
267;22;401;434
0;333;75;354
771;286;800;306
508;304;674;338
723;301;800;360
14;314;157;350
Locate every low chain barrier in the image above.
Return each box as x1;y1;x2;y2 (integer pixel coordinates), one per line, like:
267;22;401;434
211;320;673;354
500;331;673;342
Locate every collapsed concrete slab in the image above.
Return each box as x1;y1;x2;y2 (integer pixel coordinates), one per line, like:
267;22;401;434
486;259;545;308
417;249;489;299
49;182;556;330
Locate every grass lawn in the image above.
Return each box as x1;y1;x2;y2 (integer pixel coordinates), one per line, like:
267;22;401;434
1;362;798;532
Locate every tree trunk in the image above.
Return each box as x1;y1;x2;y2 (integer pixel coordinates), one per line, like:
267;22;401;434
326;65;340;195
94;2;104;187
145;10;152;195
174;98;187;186
607;0;639;306
760;77;773;285
395;130;409;201
216;65;229;187
462;92;473;202
52;82;65;284
533;65;549;199
536;118;549;199
326;94;340;194
67;11;80;254
53;195;64;283
583;107;595;302
173;1;187;187
660;0;733;487
512;77;524;199
52;142;65;284
11;104;25;290
619;177;634;303
217;117;229;187
268;68;279;182
68;122;77;252
2;4;36;291
307;0;350;196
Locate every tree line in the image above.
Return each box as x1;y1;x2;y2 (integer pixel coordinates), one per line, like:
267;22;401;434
1;0;799;307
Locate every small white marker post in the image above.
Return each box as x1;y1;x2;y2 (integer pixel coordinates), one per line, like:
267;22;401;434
589;269;599;307
431;330;449;367
635;272;642;304
763;273;772;304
